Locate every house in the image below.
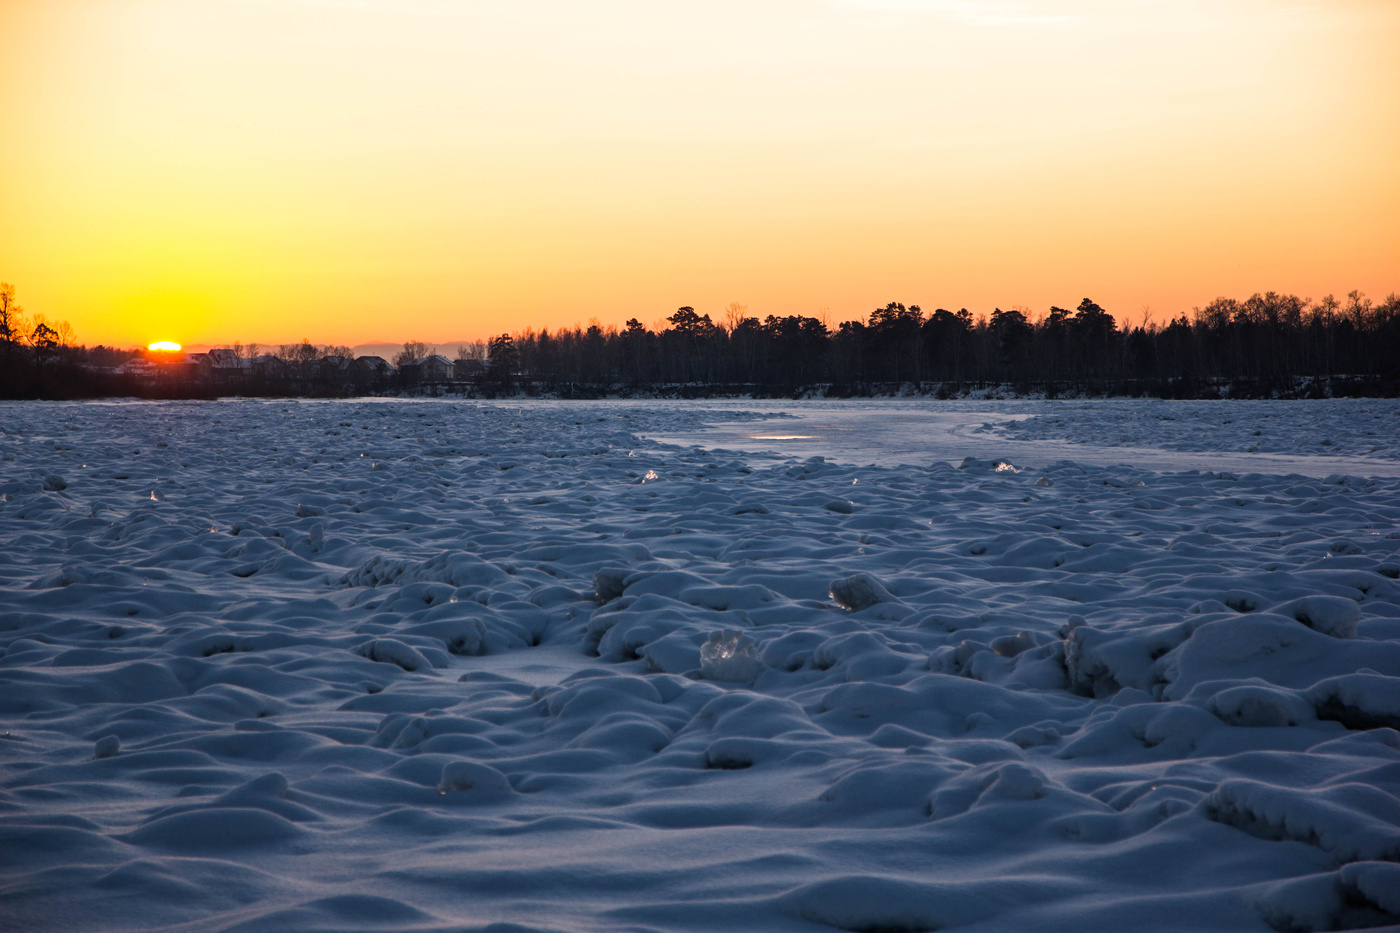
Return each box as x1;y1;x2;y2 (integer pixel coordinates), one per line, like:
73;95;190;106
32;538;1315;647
313;355;355;392
116;358;159;380
418;354;454;382
453;357;486;381
251;355;288;380
319;355;354;378
196;348;248;384
354;356;394;379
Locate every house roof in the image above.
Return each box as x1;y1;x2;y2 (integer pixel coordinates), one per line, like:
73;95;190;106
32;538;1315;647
204;348;247;369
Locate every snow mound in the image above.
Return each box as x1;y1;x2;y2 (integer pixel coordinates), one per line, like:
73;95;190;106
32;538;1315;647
357;639;433;672
1203;779;1400;863
1255;863;1400;933
1276;595;1360;639
1307;673;1400;730
1206;684;1316;728
436;761;513;799
126;808;305;852
345;551;509;588
779;876;943;932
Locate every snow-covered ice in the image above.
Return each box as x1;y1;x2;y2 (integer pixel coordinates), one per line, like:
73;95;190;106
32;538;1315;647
2;397;1399;932
645;397;1400;476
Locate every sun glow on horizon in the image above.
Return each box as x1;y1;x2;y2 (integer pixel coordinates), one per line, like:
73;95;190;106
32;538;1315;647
1;0;1397;348
148;341;182;353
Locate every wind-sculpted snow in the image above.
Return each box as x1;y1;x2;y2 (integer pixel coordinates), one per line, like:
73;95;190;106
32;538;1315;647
1;398;1399;932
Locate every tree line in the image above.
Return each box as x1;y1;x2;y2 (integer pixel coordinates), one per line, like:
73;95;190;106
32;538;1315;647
2;279;1397;398
493;291;1400;396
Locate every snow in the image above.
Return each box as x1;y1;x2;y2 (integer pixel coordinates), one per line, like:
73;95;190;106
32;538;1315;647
1;396;1399;932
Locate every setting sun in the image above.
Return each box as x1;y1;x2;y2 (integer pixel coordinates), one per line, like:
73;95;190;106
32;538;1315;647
147;341;182;352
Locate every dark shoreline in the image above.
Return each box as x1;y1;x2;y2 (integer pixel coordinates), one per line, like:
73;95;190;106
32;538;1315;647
4;374;1397;403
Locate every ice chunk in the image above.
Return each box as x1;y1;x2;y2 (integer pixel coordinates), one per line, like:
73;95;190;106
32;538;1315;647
700;630;763;684
93;735;120;759
593;568;630;603
42;474;67;492
829;573;895;611
959;457;1018;472
990;631;1036;658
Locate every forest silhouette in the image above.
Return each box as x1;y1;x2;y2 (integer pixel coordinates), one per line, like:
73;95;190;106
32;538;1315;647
2;284;1397;399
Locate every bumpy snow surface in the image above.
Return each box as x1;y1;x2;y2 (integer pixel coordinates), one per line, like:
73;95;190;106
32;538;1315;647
2;398;1399;933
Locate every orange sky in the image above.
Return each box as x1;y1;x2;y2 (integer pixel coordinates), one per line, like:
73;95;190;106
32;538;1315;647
1;0;1397;349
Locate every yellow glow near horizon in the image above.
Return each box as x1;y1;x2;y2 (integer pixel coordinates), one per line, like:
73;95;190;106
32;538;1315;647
147;341;182;352
1;0;1397;349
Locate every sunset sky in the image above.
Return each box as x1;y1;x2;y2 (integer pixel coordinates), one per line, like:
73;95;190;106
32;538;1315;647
1;0;1397;349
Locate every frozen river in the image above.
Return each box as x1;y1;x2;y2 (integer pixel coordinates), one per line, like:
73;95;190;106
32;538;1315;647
1;397;1398;933
642;397;1400;476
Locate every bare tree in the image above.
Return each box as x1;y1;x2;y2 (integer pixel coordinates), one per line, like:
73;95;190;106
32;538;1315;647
724;301;748;334
291;339;319;365
455;340;487;361
21;312;72;349
0;282;27;357
394;341;434;368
